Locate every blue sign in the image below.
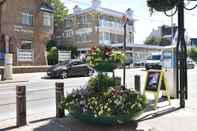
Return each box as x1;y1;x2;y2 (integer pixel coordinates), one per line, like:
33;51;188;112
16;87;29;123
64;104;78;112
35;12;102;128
0;52;5;60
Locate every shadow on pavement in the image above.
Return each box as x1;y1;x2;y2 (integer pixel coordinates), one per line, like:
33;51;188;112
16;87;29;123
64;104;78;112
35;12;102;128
33;116;144;131
138;107;181;122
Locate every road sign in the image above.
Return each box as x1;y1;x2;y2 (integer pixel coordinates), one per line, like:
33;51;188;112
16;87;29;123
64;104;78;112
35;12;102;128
121;14;128;26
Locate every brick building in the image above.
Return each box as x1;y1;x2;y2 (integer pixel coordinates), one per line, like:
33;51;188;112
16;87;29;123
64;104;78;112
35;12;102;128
63;0;135;55
0;0;53;66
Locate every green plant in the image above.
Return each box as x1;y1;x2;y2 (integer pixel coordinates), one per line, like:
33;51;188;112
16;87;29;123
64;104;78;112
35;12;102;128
86;46;126;72
188;48;197;62
63;86;146;124
147;0;178;13
47;47;58;65
87;74;121;91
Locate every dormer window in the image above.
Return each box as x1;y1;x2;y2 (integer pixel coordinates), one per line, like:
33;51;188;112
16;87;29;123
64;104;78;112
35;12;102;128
21;12;33;26
43;12;52;27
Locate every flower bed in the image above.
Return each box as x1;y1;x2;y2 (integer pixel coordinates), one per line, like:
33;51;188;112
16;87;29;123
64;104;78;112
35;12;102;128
63;76;146;125
63;46;146;125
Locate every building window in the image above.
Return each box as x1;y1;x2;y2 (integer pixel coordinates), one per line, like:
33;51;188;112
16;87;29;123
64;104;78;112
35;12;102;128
64;31;73;38
21;40;32;49
22;12;33;26
43;12;52;27
80;15;87;25
99;32;110;44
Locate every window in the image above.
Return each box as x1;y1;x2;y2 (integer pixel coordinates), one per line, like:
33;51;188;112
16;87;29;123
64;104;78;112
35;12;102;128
64;31;73;38
43;12;52;27
80;15;87;25
99;32;110;44
22;12;33;26
21;40;32;49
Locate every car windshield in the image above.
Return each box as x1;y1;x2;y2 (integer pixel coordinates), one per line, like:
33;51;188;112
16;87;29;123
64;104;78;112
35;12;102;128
151;55;161;60
59;60;70;65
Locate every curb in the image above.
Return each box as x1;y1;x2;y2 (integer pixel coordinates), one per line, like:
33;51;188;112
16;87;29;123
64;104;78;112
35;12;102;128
0;80;28;84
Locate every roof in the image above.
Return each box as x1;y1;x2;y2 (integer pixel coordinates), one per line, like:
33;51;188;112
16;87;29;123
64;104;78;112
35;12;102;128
40;2;54;13
111;44;163;50
71;7;135;21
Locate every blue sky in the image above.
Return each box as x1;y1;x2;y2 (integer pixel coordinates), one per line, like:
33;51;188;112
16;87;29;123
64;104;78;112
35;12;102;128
62;0;197;44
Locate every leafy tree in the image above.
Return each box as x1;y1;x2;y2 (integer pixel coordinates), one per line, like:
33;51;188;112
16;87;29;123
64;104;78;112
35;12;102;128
188;48;197;62
58;43;79;59
47;40;56;51
144;36;171;46
47;47;58;65
144;36;161;46
159;37;171;46
48;0;68;25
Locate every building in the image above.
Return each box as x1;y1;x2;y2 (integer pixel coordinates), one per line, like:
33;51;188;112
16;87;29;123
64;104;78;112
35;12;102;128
190;38;197;48
63;0;135;55
0;0;53;66
149;24;190;45
149;25;178;44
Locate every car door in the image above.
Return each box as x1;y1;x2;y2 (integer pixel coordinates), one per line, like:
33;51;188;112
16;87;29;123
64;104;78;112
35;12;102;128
69;61;82;76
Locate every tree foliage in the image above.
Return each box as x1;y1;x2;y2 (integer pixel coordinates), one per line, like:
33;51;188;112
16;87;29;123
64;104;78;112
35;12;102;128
144;36;171;46
188;48;197;62
48;0;68;25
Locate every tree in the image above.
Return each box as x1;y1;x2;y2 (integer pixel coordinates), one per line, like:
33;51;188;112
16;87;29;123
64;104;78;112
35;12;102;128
144;36;171;46
188;48;197;62
48;0;68;25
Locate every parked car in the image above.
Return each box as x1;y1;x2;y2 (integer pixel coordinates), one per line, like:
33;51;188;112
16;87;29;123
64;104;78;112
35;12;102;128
187;58;195;69
47;59;94;79
133;60;145;67
145;52;162;70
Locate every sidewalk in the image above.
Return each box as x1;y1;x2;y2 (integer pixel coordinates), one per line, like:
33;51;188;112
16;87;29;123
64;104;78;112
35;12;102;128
1;99;197;131
0;72;46;84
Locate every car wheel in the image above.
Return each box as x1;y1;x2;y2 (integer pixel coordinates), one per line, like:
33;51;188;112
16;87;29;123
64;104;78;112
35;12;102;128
60;71;68;79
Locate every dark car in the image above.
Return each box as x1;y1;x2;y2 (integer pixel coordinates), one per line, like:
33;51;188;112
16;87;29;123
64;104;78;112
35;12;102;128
47;59;94;79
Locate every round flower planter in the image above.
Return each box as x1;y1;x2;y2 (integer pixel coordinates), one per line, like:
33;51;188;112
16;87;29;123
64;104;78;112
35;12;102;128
94;62;116;72
69;109;145;125
147;0;177;12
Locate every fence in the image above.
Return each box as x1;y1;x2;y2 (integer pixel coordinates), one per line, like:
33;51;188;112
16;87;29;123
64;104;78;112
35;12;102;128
17;48;34;62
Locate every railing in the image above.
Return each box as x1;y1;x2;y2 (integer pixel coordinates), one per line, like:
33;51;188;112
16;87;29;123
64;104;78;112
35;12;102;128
17;48;34;62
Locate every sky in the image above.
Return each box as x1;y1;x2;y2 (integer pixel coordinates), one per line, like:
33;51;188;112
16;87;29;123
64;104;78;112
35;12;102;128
61;0;197;44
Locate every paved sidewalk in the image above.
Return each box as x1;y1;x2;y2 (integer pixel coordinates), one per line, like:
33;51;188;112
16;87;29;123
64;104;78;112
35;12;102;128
1;99;197;131
0;72;46;84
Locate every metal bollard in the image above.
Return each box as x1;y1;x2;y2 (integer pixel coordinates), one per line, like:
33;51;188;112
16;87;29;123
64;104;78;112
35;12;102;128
56;82;65;118
16;85;27;127
134;75;141;92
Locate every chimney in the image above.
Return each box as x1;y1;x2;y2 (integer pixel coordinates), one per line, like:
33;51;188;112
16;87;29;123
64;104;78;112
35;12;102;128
91;0;101;8
73;5;81;14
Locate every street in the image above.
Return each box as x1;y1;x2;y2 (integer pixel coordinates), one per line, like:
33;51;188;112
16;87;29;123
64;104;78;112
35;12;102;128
0;67;196;123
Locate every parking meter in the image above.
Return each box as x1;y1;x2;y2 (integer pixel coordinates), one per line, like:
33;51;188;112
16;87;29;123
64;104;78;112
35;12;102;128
162;45;177;98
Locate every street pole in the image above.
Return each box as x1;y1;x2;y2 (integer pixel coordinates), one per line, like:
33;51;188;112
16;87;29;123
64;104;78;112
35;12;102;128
123;23;126;87
177;0;187;108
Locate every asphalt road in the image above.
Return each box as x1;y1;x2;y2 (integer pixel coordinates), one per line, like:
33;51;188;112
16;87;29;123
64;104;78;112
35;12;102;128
0;67;196;122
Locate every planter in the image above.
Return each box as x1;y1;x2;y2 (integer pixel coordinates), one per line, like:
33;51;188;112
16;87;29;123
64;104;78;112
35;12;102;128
94;62;116;72
70;109;145;125
147;0;178;12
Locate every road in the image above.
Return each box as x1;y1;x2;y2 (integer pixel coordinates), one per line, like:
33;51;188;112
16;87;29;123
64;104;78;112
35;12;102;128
0;67;196;122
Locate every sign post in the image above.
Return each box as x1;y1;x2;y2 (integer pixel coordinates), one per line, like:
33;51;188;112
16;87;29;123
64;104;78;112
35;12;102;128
121;14;128;87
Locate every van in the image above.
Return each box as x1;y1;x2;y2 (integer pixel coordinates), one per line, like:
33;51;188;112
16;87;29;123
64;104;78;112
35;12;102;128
145;52;162;70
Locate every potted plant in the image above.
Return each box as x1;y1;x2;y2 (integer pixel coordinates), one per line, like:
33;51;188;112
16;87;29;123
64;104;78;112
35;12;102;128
63;46;147;125
147;0;178;12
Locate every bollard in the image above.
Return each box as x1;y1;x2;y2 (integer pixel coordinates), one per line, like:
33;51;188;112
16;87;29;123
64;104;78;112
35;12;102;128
0;69;4;81
16;85;27;127
56;82;65;118
134;75;141;93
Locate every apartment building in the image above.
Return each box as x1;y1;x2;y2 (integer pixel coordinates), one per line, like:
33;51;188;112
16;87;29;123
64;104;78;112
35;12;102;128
0;0;53;66
63;0;135;54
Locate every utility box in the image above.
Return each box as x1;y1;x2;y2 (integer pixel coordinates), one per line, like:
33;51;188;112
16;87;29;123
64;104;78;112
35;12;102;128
162;46;177;98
